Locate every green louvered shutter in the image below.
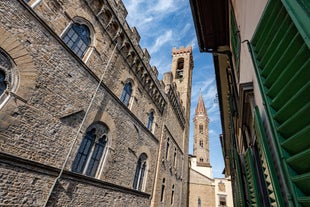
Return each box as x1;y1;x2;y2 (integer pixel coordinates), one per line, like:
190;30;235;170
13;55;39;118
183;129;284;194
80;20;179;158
233;149;246;207
254;106;284;206
230;9;241;75
243;149;261;207
250;0;310;206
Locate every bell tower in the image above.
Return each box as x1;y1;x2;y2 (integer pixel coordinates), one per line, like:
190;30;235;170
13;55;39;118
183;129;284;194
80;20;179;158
171;46;193;120
171;46;193;206
193;94;210;166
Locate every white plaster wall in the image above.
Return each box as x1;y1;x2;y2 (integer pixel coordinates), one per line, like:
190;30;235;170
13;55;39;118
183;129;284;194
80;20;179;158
190;157;213;178
214;177;234;207
232;0;268;112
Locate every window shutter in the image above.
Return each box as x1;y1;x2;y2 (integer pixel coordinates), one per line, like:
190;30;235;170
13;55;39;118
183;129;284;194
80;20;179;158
250;0;310;205
243;149;261;207
254;106;284;206
230;9;240;75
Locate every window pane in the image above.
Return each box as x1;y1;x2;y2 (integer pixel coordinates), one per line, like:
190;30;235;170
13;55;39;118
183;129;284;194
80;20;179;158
62;23;90;58
138;162;146;190
120;82;132;106
133;159;141;189
86;140;105;177
72;130;95;173
0;71;6;95
147;111;154;130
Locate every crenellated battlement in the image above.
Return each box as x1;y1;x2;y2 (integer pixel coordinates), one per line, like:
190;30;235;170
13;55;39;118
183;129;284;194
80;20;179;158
172;46;192;55
87;0;166;113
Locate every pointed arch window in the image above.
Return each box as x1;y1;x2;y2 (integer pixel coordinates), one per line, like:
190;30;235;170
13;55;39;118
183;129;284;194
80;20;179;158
120;82;132;106
72;122;108;177
147;110;154;131
199;158;204;162
133;153;147;191
62;23;91;58
198;197;201;207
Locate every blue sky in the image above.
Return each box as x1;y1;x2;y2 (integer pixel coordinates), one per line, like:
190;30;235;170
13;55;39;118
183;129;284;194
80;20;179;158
122;0;224;178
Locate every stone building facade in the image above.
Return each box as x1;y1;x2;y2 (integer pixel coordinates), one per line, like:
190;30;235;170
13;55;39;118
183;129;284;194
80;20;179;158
188;94;215;207
190;0;309;206
188;95;233;207
0;0;193;206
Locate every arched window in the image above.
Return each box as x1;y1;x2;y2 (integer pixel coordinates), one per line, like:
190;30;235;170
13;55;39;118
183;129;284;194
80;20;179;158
171;184;175;205
160;178;166;202
0;71;6;96
72;122;108;177
0;48;18;108
198;197;201;207
199;124;203;134
176;58;184;79
62;23;91;58
166;137;170;160
120;82;132;106
147;110;154;131
199;139;203;148
133;153;147;191
173;148;177;167
199;158;204;162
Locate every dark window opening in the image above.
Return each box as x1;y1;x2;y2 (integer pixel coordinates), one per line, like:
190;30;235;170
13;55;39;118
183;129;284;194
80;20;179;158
120;82;132;106
176;58;184;79
72;123;108;177
133;153;147;191
198;197;201;207
199;124;203;134
166;138;170;160
173;148;177;167
147;111;154;131
171;185;175;205
0;71;6;95
199;140;203;148
160;178;165;202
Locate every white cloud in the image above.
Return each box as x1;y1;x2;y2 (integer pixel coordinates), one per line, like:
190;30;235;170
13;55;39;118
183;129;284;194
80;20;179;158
152;0;175;13
149;30;173;54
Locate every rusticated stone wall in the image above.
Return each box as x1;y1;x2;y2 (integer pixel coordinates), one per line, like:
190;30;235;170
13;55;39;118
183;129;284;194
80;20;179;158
0;0;193;206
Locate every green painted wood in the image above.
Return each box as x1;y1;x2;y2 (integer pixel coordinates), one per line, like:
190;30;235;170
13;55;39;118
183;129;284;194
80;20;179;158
267;45;309;98
254;106;284;206
282;0;310;48
234;149;246;207
250;1;310;205
292;172;310;195
257;6;287;62
243;149;261;207
298;196;310;206
252;0;281;53
286;148;310;174
230;9;240;74
281;125;310;154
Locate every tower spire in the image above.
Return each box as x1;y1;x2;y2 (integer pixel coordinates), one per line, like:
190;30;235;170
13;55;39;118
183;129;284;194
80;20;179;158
195;93;208;116
193;94;210;166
